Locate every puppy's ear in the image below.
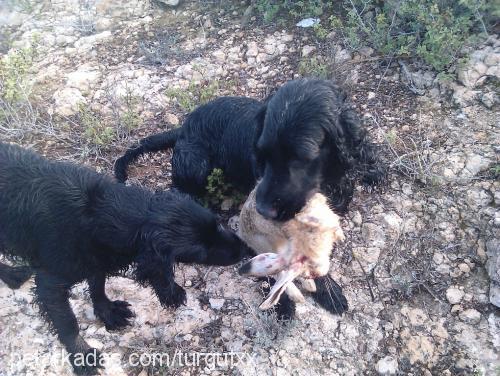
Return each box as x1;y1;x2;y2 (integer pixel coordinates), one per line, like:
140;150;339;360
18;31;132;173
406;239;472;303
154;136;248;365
254;105;267;138
253;105;267;178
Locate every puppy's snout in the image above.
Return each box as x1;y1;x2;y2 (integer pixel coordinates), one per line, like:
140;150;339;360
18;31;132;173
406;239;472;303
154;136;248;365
256;202;278;220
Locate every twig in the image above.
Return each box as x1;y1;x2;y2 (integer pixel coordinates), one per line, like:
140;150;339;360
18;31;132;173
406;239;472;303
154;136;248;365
355;258;376;302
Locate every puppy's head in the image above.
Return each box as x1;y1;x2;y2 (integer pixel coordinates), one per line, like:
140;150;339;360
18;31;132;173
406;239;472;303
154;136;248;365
254;79;349;221
144;191;250;266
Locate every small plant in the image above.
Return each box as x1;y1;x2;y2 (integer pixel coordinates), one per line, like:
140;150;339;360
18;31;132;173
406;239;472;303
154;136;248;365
490;164;500;180
166;80;220;113
0;37;39;104
203;168;245;209
255;0;328;22
119;91;141;132
313;23;329;39
298;56;329;79
78;104;115;148
330;0;493;73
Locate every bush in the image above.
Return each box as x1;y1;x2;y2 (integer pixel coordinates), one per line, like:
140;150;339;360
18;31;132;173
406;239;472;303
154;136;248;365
78;104;115;148
255;0;494;74
203;168;246;209
166;80;220;113
335;0;492;72
255;0;328;22
0;38;38;104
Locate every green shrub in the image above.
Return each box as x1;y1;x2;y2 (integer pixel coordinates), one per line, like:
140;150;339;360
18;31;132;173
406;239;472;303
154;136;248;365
255;0;328;22
78;104;115;148
298;56;329;78
255;0;493;74
0;38;39;104
203;168;246;209
119;91;141;132
331;0;492;72
166;80;220;113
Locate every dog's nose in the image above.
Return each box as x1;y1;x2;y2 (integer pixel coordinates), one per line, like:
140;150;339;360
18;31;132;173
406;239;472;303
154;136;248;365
256;202;278;219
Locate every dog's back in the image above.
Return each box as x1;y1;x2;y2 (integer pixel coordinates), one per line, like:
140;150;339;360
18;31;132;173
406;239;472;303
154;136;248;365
0;142;130;274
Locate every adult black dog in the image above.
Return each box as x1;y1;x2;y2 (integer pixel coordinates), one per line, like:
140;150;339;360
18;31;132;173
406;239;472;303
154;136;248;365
0;142;248;375
114;78;384;317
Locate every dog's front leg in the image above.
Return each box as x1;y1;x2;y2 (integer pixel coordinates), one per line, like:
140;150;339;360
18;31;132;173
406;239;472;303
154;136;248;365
88;273;135;331
134;253;187;309
34;270;103;375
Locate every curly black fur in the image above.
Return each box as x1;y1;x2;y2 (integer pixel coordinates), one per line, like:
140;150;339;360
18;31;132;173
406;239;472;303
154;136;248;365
115;78;385;219
0;142;248;375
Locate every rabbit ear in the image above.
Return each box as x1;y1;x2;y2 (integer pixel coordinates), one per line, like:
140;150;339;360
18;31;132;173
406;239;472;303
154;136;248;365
259;262;303;310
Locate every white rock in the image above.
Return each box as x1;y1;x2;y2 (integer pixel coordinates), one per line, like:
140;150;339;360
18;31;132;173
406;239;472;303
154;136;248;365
246;42;259;58
464;154;491;176
361;223;386;248
376;356;398;375
459;308;481;324
302;45;316;57
52;87;86;116
66;65;101;94
296;18;320;28
156;0;180;6
212;49;226;63
446;287;464;304
209;298;225;310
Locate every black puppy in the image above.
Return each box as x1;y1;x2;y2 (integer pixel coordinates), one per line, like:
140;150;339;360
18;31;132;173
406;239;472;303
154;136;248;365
115;79;383;216
114;79;384;317
0;142;247;375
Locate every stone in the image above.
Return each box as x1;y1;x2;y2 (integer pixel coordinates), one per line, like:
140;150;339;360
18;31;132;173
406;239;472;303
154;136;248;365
351;211;362;226
459;309;481;324
352;247;380;273
486;240;500;307
52;87;86;116
376;356;398;375
246;42;259;58
481;92;498;109
163;113;179;126
361;223;386;248
464;154;491;176
209;298;225;310
220;198;233;211
66;65;101;94
157;0;180;6
302;45;316;57
445;287;464;305
212;50;226;63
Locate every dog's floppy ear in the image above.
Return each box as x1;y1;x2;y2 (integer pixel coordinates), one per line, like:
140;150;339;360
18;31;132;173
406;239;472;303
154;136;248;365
254;104;267;139
253;104;267;178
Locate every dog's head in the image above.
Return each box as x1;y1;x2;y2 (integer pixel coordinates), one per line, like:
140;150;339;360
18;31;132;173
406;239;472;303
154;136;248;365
254;79;354;221
143;191;250;266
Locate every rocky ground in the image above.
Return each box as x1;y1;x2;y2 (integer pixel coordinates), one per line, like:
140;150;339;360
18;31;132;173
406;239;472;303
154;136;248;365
0;1;499;375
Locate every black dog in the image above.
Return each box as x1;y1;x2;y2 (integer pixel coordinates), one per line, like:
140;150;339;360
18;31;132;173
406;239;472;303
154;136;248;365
115;79;383;216
0;142;247;375
114;78;384;318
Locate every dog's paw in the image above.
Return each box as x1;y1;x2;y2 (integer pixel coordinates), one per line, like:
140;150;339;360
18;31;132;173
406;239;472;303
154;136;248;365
310;275;348;315
94;300;135;331
69;347;104;375
157;283;187;309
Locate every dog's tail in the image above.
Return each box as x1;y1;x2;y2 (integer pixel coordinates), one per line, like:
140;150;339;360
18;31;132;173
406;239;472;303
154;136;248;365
0;262;32;289
114;128;182;183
